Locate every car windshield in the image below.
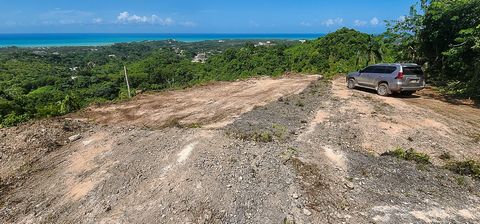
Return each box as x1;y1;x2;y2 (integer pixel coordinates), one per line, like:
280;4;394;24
403;67;424;76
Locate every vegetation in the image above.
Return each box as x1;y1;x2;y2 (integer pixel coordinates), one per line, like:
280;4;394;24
0;29;393;127
281;147;299;163
382;148;431;165
386;0;480;99
0;0;478;127
445;160;480;179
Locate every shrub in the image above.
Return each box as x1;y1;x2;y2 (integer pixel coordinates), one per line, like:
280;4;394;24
382;148;431;165
60;94;82;114
445;160;480;179
1;112;29;127
259;131;273;142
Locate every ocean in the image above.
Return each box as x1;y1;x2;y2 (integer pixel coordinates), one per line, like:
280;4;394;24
0;33;323;47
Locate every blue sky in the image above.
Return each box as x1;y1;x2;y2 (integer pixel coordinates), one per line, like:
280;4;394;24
0;0;417;33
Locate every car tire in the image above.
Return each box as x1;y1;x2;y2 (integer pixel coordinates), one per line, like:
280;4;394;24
347;79;356;89
377;83;390;96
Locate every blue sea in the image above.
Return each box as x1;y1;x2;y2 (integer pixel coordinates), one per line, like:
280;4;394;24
0;33;323;47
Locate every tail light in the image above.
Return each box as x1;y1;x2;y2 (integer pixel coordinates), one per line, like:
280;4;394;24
395;71;404;80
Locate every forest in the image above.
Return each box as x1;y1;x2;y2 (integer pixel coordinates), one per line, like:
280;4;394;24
0;0;478;127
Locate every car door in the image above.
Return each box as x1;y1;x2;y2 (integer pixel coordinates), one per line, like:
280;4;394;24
362;66;383;87
364;66;383;86
357;66;375;86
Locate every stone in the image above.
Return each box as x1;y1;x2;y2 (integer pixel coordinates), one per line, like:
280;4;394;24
303;208;312;216
68;134;82;142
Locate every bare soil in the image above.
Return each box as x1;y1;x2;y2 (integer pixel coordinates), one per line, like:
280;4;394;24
1;75;479;223
75;75;320;129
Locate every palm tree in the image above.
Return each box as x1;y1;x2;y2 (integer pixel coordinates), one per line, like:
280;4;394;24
356;35;384;68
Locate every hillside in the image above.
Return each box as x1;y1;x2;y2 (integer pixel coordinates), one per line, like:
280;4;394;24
1;75;479;223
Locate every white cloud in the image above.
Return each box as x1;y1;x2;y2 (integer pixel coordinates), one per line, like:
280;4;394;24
117;12;130;21
322;18;343;27
117;11;175;25
398;16;406;22
93;18;103;24
161;17;175;26
354;20;367;27
370;17;380;25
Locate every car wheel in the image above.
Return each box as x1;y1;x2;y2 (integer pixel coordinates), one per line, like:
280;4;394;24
347;79;356;89
377;83;390;96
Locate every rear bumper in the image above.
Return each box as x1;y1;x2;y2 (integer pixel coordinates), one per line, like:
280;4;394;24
390;81;425;92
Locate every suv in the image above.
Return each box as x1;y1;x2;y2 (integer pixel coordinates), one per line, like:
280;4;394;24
346;63;426;96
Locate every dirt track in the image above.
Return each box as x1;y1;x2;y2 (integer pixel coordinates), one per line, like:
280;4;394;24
1;75;480;223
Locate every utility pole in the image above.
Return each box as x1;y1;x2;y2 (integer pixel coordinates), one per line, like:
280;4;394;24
124;65;132;98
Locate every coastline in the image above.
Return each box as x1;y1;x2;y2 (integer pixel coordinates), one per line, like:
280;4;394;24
0;33;323;48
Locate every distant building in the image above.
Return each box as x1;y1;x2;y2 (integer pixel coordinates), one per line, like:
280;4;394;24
255;41;275;47
32;51;47;56
299;40;307;43
192;53;208;63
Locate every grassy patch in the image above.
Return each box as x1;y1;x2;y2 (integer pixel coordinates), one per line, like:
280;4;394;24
237;131;274;142
455;176;467;186
272;124;287;140
281;147;299;163
382;148;431;165
445;160;480;179
259;131;273;142
185;123;202;129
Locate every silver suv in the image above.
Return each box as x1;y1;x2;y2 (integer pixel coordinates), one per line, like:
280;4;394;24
346;63;426;96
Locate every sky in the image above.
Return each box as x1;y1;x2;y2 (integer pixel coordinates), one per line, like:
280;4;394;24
0;0;417;34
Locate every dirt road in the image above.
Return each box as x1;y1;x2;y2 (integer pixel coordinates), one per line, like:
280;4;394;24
1;75;479;223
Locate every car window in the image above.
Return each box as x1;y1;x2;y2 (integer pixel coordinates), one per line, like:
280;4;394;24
403;67;424;76
371;66;385;73
384;66;397;73
362;66;375;73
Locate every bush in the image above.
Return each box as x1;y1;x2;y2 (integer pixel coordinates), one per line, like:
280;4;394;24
445;160;480;179
382;148;431;165
36;103;62;117
60;94;82;114
1;112;29;127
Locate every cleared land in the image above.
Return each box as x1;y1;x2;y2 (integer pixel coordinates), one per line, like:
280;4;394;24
76;75;320;129
1;75;479;223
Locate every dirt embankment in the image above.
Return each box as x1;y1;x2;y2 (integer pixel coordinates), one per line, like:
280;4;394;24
1;75;479;223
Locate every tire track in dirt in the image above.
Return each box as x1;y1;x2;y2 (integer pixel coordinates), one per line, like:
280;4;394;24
331;77;480;163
